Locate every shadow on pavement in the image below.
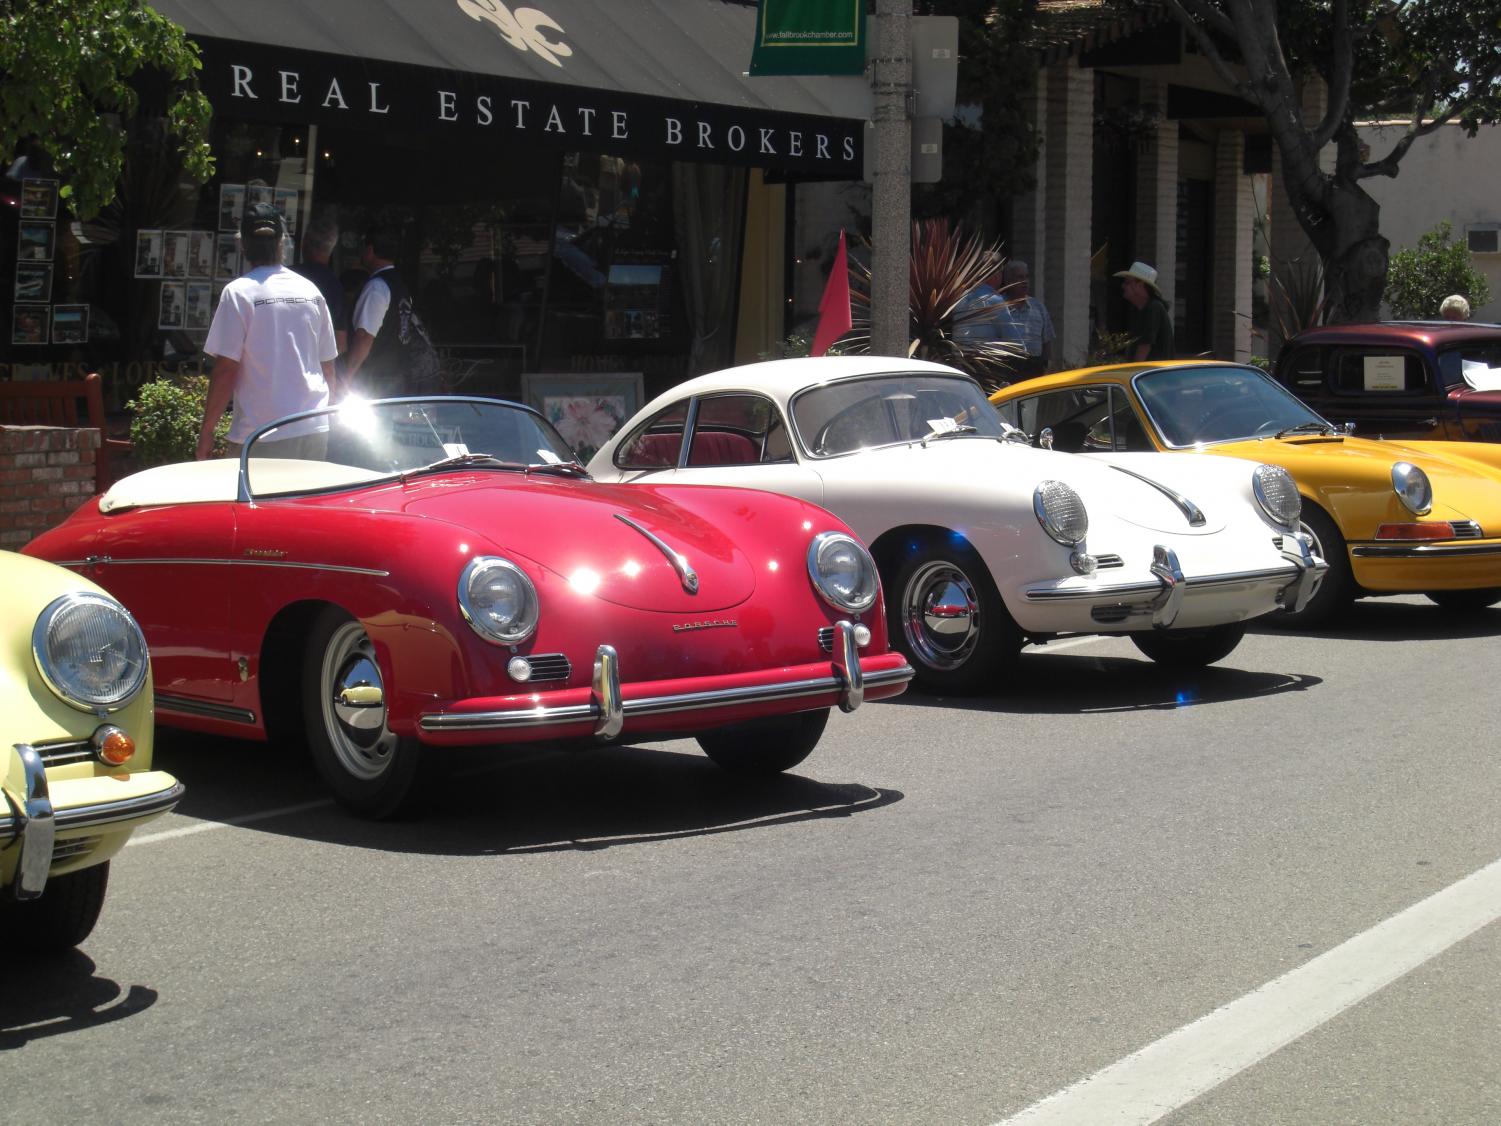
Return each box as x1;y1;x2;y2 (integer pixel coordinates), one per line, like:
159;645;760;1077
893;655;1321;716
150;729;901;855
1249;596;1501;642
0;951;158;1049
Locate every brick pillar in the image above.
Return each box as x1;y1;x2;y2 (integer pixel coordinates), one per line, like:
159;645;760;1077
0;426;100;549
1042;59;1095;368
1133;79;1179;312
1213;130;1255;361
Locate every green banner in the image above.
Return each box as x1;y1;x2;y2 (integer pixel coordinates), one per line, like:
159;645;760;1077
749;0;866;77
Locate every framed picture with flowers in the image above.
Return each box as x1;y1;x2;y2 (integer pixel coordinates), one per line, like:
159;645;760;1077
521;372;644;463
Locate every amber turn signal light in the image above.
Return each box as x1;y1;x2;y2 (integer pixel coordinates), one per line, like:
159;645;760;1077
92;725;136;766
1373;522;1453;541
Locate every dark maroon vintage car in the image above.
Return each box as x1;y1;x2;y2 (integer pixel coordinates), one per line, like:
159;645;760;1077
1275;322;1501;443
24;396;913;819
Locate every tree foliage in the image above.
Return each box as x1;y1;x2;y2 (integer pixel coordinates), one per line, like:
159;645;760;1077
1162;0;1501;323
0;0;213;220
1384;221;1492;320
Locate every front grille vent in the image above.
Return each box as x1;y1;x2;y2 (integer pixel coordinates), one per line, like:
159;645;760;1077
818;626;836;652
52;836;101;865
524;654;571;682
1271;535;1284;550
1094;554;1124;570
36;740;93;768
1451;520;1483;539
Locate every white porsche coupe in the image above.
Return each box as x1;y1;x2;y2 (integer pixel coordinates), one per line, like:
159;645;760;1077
587;358;1324;692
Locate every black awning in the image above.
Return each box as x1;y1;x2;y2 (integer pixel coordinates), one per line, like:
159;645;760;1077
152;0;869;176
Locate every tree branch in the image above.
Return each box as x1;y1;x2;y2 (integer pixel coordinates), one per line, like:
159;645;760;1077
1162;0;1253;102
1309;0;1353;149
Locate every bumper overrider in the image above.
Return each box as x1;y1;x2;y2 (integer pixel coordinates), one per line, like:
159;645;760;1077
418;620;915;745
2;743;184;900
1021;534;1327;629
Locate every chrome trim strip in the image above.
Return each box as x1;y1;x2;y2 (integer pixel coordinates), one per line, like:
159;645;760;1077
1110;464;1206;527
156;694;258;725
53;557;390;577
418;664;915;733
614;514;699;594
52;782;185;831
4;744;55;898
1023;563;1299;602
1352;541;1501;558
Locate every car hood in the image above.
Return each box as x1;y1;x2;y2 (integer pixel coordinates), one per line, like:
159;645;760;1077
365;475;758;612
828;440;1233;534
1216;434;1501;526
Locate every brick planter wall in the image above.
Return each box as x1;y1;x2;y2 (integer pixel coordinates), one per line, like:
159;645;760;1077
0;426;100;549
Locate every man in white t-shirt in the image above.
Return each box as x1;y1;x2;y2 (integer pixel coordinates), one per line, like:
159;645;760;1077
196;203;341;460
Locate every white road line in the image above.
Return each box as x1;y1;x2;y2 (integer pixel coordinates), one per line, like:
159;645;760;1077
1026;635;1119;654
995;854;1501;1125
128;798;332;845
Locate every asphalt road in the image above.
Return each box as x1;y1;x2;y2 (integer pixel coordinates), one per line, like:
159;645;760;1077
6;595;1500;1125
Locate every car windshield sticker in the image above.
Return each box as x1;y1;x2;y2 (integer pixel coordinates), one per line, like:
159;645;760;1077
1363;355;1404;391
442;442;471;458
534;448;563;464
926;416;960;433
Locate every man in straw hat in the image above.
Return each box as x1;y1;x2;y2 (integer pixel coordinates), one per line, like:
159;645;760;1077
1114;260;1175;362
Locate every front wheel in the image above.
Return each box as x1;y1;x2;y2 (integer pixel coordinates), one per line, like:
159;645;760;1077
1425;588;1501;611
697;709;829;775
0;862;110;953
1130;623;1245;668
888;541;1021;694
303;607;432;819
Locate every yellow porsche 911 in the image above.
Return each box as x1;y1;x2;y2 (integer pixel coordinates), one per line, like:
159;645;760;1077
991;361;1501;626
1;550;183;951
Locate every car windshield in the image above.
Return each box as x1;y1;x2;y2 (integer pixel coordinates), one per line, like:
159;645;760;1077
1438;343;1501;391
1135;365;1332;447
243;396;583;498
790;373;1007;457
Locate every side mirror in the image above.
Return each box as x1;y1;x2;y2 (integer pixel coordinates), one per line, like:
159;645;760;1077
1039;426;1055;450
1342;421;1356;435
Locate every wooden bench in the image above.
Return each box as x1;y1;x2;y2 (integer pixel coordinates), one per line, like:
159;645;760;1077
0;372;131;493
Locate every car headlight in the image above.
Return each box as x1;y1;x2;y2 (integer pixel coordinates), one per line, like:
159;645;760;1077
1391;462;1432;515
807;532;879;613
32;591;150;712
1033;480;1088;546
1252;464;1302;528
459;556;539;645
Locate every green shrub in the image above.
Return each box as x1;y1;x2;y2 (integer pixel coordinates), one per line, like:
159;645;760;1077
1384;221;1491;320
127;375;228;466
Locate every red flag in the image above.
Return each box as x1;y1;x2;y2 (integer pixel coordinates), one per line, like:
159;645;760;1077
810;230;852;357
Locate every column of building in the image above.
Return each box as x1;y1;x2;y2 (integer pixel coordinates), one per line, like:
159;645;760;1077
1133;80;1179;327
1041;58;1095;368
1213;130;1255;361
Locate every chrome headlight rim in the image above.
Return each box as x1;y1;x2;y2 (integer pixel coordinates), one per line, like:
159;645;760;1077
31;591;150;713
1033;479;1089;546
1391;461;1433;516
1252;463;1302;529
806;531;880;614
459;555;540;646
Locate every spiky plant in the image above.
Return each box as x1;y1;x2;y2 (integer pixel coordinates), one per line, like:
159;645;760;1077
1268;253;1329;341
844;219;1025;390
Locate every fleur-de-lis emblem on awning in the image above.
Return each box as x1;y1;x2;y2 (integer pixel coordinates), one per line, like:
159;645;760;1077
457;0;572;68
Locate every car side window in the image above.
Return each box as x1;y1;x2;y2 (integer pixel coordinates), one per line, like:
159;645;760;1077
687;394;795;465
615;402;688;469
1280;346;1326;394
1017;388;1110;452
1331;350;1428;395
1108;387;1152;451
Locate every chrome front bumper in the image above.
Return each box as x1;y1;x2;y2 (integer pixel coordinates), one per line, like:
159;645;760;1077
2;743;185;900
1022;535;1326;629
420;621;913;736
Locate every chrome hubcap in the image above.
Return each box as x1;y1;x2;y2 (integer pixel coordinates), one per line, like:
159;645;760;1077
320;621;396;781
902;560;980;670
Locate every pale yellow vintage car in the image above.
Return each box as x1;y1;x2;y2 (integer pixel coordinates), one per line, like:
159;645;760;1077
1;550;183;952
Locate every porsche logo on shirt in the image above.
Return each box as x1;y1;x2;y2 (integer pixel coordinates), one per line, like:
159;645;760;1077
672;619;738;633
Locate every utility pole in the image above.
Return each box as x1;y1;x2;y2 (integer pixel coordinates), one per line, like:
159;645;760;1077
870;0;911;358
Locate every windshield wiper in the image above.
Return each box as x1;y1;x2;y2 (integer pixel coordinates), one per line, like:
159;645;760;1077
526;460;590;477
399;453;520;481
920;424;979;447
1274;421;1337;439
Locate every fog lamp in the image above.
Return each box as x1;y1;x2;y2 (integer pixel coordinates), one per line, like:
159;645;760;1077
852;623;871;648
1070;551;1098;575
507;656;533;682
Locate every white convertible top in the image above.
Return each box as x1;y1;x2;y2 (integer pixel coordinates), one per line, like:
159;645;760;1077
99;458;384;512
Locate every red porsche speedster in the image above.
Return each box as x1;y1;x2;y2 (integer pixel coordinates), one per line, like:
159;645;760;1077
24;396;912;818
